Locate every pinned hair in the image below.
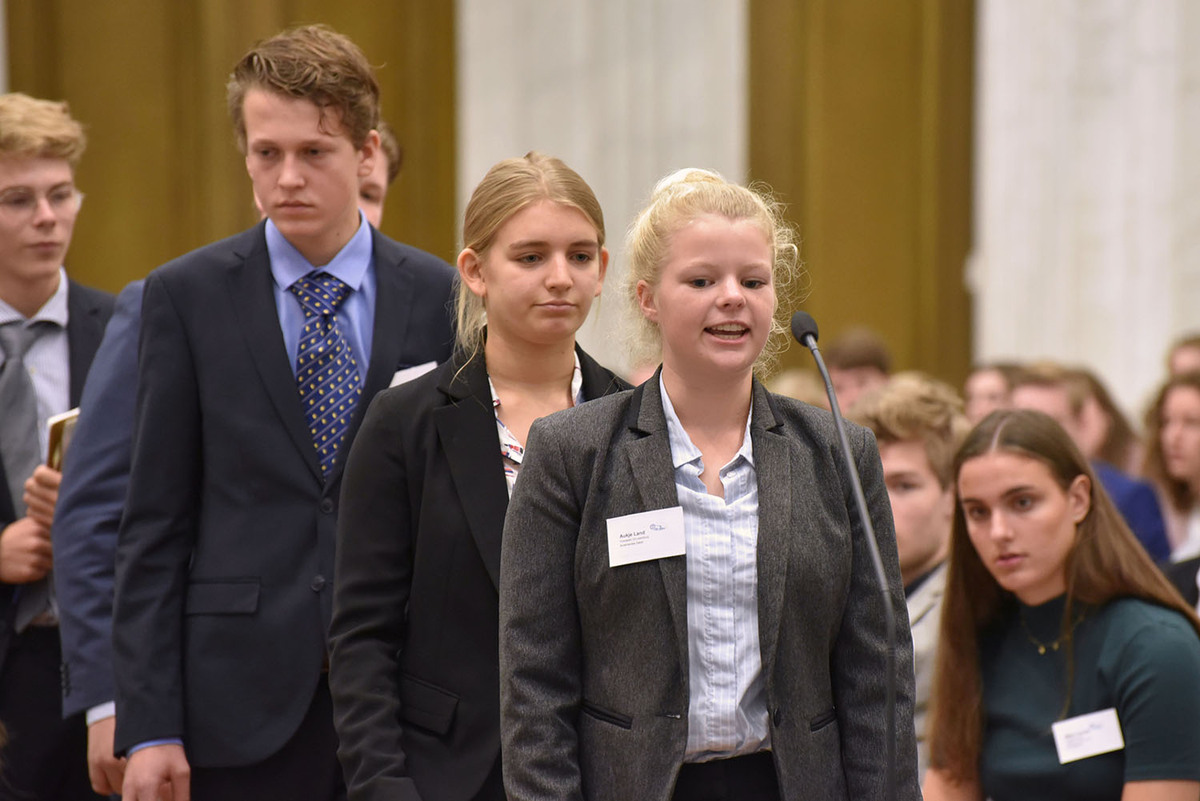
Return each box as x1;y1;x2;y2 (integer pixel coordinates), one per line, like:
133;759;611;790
455;152;605;362
622;168;804;375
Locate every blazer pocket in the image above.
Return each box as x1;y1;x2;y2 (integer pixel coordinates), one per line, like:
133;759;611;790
184;580;260;615
581;700;633;730
398;673;459;736
809;707;837;732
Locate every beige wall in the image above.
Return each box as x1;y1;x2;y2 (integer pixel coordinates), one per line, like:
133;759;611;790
5;1;457;293
7;2;975;390
749;0;975;386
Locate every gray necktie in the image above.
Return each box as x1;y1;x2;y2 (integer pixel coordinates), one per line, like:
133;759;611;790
0;322;40;517
0;322;55;631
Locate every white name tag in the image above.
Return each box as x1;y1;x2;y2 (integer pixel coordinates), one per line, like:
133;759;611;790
389;361;437;388
606;506;685;567
1052;707;1124;764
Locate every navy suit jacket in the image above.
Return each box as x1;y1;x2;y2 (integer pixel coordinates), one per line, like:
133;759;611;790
1093;461;1170;561
111;223;455;766
0;279;113;672
53;279;143;717
1165;556;1200;607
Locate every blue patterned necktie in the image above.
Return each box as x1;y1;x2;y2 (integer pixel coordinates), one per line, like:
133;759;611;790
289;273;362;476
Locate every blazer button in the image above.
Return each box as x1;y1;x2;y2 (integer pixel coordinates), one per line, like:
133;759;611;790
772;707;783;726
310;575;327;592
320;498;335;514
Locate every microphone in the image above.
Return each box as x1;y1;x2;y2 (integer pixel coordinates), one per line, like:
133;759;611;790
789;310;820;350
790;310;898;801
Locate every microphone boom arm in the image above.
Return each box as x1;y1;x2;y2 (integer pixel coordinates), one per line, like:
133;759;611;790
797;330;899;801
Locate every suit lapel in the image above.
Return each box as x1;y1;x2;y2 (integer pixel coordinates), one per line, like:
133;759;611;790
359;232;412;405
577;346;629;400
65;281;109;406
752;383;792;672
624;377;690;670
225;228;324;482
906;562;946;626
434;353;510;590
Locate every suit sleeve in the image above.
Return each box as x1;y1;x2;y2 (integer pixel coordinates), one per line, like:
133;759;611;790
1125;481;1171;562
112;273;202;754
499;417;586;801
53;281;143;718
328;390;423;801
832;425;922;800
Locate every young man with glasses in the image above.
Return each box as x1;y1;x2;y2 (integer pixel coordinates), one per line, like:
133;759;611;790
0;92;113;801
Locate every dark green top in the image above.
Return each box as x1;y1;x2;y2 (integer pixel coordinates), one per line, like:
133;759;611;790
979;595;1200;800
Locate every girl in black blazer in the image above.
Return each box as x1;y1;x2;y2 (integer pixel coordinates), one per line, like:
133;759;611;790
328;153;628;801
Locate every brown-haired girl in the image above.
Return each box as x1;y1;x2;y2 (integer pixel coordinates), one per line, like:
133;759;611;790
924;409;1200;801
1144;371;1200;560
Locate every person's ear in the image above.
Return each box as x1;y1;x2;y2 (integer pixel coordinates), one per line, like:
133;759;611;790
636;279;657;322
457;248;487;299
594;248;610;296
358;129;381;179
1067;474;1092;524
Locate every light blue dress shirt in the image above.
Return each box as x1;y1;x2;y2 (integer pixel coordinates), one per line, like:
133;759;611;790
266;214;376;381
660;376;770;762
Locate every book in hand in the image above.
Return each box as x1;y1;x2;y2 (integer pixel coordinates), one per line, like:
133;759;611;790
46;408;81;471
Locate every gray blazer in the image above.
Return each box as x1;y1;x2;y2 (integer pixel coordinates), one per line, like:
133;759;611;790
499;377;921;801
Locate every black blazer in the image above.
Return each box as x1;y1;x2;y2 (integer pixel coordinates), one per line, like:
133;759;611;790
329;345;628;801
0;279;113;668
112;223;455;766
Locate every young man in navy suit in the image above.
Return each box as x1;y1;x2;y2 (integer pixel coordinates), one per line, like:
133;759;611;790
112;26;455;801
0;92;113;801
53;118;405;797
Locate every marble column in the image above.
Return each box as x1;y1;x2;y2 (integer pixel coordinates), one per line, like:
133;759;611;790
457;0;748;375
971;0;1200;418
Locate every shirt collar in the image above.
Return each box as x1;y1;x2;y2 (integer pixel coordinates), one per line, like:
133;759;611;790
659;373;755;470
0;266;70;327
266;213;373;293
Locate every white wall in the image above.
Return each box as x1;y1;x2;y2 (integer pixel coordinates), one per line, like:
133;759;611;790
456;0;748;375
970;0;1200;419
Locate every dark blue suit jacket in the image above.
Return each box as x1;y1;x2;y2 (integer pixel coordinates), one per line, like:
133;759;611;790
1093;461;1170;561
111;222;455;766
0;280;113;672
53;280;143;717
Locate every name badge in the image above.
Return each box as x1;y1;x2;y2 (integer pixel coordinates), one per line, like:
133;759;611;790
1052;707;1124;764
389;361;437;387
606;506;685;567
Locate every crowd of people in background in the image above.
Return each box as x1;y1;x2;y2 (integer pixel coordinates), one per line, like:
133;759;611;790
774;327;1200;800
2;19;1200;801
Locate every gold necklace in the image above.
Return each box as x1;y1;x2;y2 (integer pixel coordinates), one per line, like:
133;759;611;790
1018;610;1085;655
